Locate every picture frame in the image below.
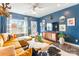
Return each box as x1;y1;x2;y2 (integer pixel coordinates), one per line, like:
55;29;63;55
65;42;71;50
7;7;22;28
59;24;66;31
67;18;75;26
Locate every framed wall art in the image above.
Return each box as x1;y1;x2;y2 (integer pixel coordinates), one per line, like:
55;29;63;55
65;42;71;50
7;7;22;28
59;24;66;32
67;18;75;26
59;16;66;23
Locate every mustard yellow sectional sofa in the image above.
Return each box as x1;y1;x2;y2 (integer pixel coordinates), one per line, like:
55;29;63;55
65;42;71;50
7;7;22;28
0;34;32;56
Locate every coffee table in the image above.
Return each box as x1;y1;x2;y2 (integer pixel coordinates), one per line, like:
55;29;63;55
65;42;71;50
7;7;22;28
27;39;49;51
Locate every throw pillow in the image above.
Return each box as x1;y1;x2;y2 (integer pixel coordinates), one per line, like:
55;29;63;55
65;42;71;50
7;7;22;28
0;35;4;47
2;33;9;42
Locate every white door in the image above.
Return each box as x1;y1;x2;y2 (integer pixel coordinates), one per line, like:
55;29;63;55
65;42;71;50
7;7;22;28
31;21;37;36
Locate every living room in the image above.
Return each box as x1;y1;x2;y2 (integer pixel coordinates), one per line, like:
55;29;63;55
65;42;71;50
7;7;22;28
0;3;79;56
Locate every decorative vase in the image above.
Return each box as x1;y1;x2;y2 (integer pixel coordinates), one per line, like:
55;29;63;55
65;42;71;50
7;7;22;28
59;37;64;44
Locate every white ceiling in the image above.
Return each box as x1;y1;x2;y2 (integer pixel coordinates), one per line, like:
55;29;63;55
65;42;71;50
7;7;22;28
10;3;78;18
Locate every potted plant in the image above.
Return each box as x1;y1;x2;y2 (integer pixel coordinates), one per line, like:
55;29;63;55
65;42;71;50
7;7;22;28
58;32;65;44
36;35;43;42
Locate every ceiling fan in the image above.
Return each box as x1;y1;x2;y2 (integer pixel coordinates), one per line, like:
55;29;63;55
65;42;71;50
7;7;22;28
32;3;43;14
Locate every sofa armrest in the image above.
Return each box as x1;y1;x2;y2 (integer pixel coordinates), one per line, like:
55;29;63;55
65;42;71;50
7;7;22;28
17;48;32;56
0;46;15;56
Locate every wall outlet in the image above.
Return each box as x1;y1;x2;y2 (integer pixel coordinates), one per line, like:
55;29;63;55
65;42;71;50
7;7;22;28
75;39;78;43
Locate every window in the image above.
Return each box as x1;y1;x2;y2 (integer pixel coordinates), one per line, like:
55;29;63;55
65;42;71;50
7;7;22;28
40;20;45;32
7;19;28;35
47;23;52;31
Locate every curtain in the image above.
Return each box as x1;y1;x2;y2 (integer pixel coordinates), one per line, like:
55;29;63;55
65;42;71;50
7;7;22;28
0;16;7;33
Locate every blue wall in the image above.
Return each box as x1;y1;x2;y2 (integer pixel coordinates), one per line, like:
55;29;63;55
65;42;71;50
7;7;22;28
40;4;79;45
0;16;7;33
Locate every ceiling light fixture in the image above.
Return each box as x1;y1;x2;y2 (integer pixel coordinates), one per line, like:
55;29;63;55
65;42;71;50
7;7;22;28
57;4;61;7
32;3;43;14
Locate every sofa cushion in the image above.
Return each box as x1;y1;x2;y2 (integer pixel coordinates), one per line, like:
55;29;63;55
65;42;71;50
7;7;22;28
0;46;15;56
15;48;24;56
1;33;9;42
1;33;16;42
